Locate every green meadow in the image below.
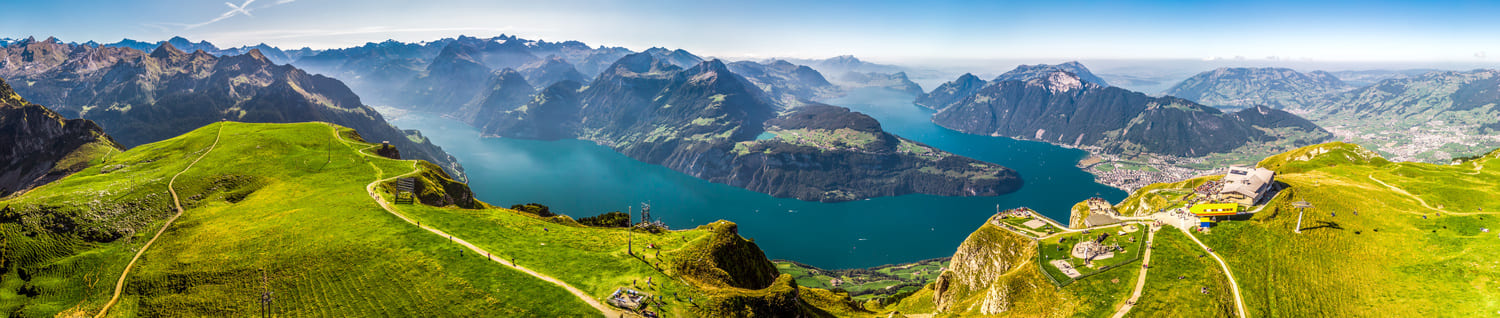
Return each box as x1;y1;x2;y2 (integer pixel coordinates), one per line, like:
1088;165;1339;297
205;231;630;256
2;122;596;316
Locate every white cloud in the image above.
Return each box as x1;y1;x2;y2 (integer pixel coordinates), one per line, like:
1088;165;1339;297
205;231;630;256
1476;51;1487;59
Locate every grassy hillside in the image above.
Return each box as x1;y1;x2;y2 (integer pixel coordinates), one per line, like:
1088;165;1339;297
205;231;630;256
1;122;596;316
1112;142;1500;317
876;141;1500;317
3;120;868;317
1195;143;1500;317
1124;229;1235;317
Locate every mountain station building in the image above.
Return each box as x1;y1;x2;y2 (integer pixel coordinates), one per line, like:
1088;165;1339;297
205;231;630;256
1218;166;1276;205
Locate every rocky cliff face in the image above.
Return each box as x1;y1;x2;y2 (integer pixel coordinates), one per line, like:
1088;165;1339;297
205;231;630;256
472;53;1022;202
0;78;119;196
933;71;1331;157
933;215;1051;315
915;73;987;111
1165;67;1349;110
0;40;466;181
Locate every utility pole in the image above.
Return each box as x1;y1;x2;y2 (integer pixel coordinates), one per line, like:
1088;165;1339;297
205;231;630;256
627;205;633;256
1293;200;1313;234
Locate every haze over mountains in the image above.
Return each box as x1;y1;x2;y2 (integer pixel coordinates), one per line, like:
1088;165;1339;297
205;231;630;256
0;37;465;179
1159;66;1500;161
927;70;1331;157
4;27;1500;318
7;33;1496;170
471;53;1021;201
1165;67;1350;111
1;34;1027;202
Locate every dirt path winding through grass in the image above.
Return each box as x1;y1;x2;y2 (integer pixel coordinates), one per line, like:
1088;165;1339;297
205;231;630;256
1180;227;1247;318
1368;174;1445;213
1111;225;1159;318
95;122;224;318
330;125;625;317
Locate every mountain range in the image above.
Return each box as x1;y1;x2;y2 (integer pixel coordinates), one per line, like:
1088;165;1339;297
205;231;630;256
0;38;465;180
1308;69;1500;127
783;55;906;77
928;70;1331;157
1164;67;1350;110
834;71;924;96
725;59;842;106
471;53;1022;201
97;36;314;65
1160;66;1500;162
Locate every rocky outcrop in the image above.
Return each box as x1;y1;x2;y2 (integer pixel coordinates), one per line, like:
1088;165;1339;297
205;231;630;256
0;77;119;196
407;161;481;209
672;220;814;317
375;142;401;159
933;215;1048;315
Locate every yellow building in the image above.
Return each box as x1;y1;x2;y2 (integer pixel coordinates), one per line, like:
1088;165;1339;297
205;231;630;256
1191;203;1241;228
1190;203;1240;216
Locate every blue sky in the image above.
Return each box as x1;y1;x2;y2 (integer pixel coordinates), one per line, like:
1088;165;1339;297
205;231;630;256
1;0;1496;61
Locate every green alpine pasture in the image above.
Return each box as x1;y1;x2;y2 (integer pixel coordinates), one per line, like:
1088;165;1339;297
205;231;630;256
1194;142;1500;317
3;121;871;317
1104;142;1500;317
2;122;595;317
1124;229;1235;317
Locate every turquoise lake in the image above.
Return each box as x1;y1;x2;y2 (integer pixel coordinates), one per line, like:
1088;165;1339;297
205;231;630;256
387;88;1127;269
